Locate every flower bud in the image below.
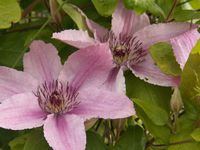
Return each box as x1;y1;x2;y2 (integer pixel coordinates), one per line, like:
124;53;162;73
170;87;183;113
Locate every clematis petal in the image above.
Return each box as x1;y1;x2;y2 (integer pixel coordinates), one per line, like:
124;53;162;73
128;54;180;87
58;44;113;90
0;66;38;102
0;93;46;130
111;0;150;36
170;29;200;69
53;29;97;49
44;114;86;150
103;67;125;94
134;22;198;49
72;87;134;120
73;5;109;42
23;40;62;84
85;19;109;42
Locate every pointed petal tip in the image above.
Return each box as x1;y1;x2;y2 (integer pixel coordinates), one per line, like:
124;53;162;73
24;40;62;83
52;29;96;49
128;55;182;87
111;0;150;36
171;28;200;70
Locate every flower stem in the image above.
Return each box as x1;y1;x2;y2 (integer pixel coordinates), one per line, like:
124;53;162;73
12;1;66;68
152;138;194;148
166;0;179;22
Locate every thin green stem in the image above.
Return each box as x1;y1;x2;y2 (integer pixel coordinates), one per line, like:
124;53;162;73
12;1;66;68
152;138;194;148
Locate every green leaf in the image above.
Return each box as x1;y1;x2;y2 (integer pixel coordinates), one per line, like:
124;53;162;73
0;27;67;69
191;128;200;142
92;0;118;17
23;130;51;150
174;9;200;21
180;54;200;104
9;134;29;150
168;135;199;150
57;0;88;30
149;42;181;76
133;98;168;126
156;0;173;20
190;0;200;10
147;2;166;18
125;72;172;142
0;0;21;29
114;125;146;150
192;39;200;54
138;109;171;143
0;129;19;150
124;0;165;17
86;131;107;150
125;72;172;113
168;122;199;150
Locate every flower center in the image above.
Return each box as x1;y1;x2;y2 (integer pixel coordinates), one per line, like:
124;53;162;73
34;80;79;114
108;32;147;66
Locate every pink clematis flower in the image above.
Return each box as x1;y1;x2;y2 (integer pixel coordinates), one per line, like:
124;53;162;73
0;41;134;150
53;0;200;87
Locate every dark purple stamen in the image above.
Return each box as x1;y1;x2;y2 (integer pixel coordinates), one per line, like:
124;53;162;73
108;31;147;66
34;80;79;114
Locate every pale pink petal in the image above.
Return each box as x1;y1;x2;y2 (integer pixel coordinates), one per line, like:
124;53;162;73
170;29;200;69
44;114;86;150
0;93;46;130
72;87;134;120
23;40;62;84
68;5;108;42
53;29;97;49
58;44;113;90
0;66;38;102
128;54;180;87
111;0;150;36
86;19;109;42
103;67;125;94
134;22;198;49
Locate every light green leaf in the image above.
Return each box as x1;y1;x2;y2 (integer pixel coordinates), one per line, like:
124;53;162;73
86;131;107;150
114;125;146;150
190;0;200;10
23;130;51;150
124;0;165;17
9;134;29;150
149;42;181;76
125;72;172;113
0;0;21;29
0;128;19;150
125;72;171;142
57;0;88;30
180;54;200;104
133;98;168;126
92;0;118;17
191;128;200;142
156;0;173;14
192;39;200;54
168;134;198;150
174;9;200;21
